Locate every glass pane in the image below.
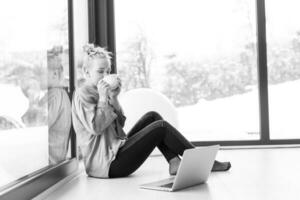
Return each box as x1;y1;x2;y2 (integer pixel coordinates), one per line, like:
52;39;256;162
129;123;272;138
115;0;259;141
0;0;71;187
73;0;89;159
73;0;89;88
266;0;300;139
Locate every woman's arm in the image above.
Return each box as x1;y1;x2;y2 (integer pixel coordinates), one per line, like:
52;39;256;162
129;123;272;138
108;96;126;127
73;87;117;135
113;105;126;128
107;86;126;127
93;100;118;133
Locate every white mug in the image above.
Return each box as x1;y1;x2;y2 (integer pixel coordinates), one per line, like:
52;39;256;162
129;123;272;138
102;74;120;90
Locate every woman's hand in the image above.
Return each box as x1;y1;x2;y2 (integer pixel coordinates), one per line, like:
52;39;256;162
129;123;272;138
108;86;121;111
108;85;121;98
108;76;122;99
108;77;122;110
97;80;110;103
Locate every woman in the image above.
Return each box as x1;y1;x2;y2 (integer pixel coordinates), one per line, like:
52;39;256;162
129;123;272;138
72;44;231;178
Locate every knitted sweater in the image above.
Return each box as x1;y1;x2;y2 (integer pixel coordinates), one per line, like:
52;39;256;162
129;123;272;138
72;84;127;178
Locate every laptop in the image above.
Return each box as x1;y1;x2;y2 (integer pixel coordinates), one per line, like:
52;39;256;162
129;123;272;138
139;145;219;192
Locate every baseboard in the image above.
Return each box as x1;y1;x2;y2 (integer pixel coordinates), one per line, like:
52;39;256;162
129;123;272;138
150;148;162;157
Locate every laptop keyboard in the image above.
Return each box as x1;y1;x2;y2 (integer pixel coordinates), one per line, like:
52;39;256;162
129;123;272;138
160;182;174;188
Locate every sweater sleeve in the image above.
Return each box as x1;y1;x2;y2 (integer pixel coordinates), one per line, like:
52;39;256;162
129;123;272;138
73;89;117;135
114;107;126;128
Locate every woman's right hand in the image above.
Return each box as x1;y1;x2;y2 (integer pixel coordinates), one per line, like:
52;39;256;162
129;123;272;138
97;80;110;103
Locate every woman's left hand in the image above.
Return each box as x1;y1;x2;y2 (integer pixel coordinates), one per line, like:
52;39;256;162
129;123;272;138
108;85;121;99
108;86;121;110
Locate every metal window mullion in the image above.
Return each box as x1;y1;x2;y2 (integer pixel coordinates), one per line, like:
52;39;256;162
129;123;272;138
256;0;270;144
88;0;96;43
107;0;117;73
95;0;108;46
68;0;77;157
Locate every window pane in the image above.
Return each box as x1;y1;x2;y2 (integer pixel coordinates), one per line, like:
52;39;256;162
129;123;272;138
0;0;71;187
73;0;89;88
73;0;89;159
266;0;300;139
115;0;259;141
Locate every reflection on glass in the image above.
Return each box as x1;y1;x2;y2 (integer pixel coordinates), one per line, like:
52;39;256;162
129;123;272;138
266;0;300;139
0;0;70;187
115;0;259;141
46;47;71;165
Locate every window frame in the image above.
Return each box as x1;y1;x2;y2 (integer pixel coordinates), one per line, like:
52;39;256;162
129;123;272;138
0;0;79;198
110;0;300;146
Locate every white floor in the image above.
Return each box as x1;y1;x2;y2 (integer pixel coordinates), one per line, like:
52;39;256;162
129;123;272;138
42;148;300;200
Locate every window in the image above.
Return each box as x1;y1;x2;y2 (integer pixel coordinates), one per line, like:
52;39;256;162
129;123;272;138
73;0;89;160
266;0;300;139
73;0;89;87
115;0;259;141
0;0;71;188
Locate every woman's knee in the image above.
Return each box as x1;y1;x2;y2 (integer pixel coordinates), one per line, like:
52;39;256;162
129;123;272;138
148;120;178;135
159;120;173;129
150;119;175;128
146;111;163;120
141;120;167;138
149;119;165;128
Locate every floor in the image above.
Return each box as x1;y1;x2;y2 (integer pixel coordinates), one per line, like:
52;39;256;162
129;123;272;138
42;148;300;200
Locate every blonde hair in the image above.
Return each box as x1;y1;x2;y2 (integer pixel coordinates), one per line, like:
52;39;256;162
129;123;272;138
82;43;112;70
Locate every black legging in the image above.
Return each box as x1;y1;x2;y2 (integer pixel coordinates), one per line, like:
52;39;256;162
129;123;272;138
108;111;195;178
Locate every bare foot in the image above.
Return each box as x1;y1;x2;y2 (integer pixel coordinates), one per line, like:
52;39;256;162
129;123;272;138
211;160;231;172
169;157;181;175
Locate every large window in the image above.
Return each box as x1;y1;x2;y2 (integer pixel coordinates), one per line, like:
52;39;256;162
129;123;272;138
0;0;71;188
115;0;259;141
266;0;300;139
73;0;89;87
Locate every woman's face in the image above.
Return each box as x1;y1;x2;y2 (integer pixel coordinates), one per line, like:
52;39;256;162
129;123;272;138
87;58;111;85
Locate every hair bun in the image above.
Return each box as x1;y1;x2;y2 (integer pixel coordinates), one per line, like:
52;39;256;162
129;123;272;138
83;43;111;59
83;43;95;54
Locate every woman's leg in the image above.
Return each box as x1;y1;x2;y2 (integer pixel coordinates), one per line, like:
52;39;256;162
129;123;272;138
126;111;163;138
126;111;184;174
109;120;195;178
126;111;188;160
134;114;231;172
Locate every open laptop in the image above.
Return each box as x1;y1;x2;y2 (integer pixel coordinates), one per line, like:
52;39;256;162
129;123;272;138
139;145;219;192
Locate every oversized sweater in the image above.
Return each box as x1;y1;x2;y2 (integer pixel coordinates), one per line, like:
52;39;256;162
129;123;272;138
72;84;127;178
